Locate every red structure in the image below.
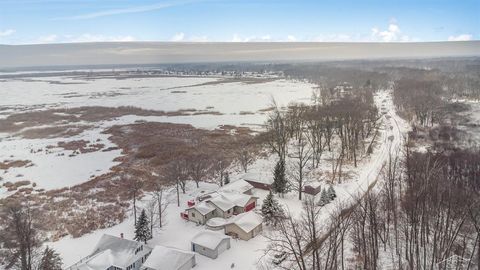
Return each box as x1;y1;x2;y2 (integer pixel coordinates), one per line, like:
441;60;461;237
244;201;256;212
187;200;196;207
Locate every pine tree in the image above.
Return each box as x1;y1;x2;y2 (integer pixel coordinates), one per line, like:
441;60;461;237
261;191;285;227
134;209;152;244
318;188;330;207
38;246;62;270
224;172;230;185
272;160;287;196
327;185;336;201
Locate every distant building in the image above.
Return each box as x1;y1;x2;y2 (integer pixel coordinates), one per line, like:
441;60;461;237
142;245;195;270
241;173;273;190
66;234;152;270
191;231;231;259
225;211;263;241
304;184;322;195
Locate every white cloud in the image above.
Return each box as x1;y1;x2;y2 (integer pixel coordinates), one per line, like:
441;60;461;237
51;1;196;20
448;34;473;41
0;29;16;37
287;35;297;42
231;34;243;42
313;34;351;42
67;34;136;43
230;34;298;42
37;34;58;43
371;22;409;42
189;35;209;42
171;32;185;41
260;35;271;41
33;34;136;43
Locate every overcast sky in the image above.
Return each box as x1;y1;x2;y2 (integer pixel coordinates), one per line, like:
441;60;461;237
0;0;478;45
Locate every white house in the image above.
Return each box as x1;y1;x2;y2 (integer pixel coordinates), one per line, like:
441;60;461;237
225;211;263;240
182;190;257;224
191;231;231;259
66;234;152;270
142;245;195;270
219;179;254;195
184;201;216;225
207;194;235;218
219;191;257;215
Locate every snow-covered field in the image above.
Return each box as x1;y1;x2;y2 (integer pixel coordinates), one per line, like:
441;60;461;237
1;74;410;269
47;89;410;270
0;76;313;122
0;75;316;195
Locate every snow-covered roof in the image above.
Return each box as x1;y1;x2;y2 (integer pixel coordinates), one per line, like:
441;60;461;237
241;172;273;185
218;191;254;207
69;234;152;270
228;212;263;233
188;201;215;215
191;231;230;250
220;179;254;194
208;194;235;212
143;245;194;270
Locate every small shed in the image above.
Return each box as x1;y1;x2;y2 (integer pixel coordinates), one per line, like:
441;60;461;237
191;231;231;259
142;245;195;270
225;211;263;241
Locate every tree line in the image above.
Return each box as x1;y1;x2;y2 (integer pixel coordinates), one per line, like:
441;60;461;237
263;83;379;200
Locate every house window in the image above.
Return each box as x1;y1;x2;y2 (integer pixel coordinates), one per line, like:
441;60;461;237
192;212;195;217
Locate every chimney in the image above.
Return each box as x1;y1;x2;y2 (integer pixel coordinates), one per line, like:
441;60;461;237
120;233;124;239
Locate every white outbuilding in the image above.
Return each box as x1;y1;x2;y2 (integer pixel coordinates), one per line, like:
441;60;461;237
142;245;195;270
191;230;231;259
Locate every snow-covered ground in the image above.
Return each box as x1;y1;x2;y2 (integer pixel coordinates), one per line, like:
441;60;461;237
0;76;314;121
47;89;410;270
0;76;316;194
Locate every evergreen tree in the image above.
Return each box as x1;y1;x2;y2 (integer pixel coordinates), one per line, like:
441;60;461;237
134;209;152;244
327;185;336;201
261;191;285;227
272;160;288;196
318;188;330;207
38;246;63;270
224;172;230;185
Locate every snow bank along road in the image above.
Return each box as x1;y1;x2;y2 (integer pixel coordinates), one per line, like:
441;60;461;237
303;89;409;256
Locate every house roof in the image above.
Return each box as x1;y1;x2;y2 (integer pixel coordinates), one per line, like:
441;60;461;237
218;191;254;207
143;245;194;270
228;211;263;233
208;194;235;212
220;179;254;194
69;234;152;270
191;231;230;250
187;201;215;215
241;172;273;185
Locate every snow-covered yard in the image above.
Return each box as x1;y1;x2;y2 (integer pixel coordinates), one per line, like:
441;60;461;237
47;89;410;270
